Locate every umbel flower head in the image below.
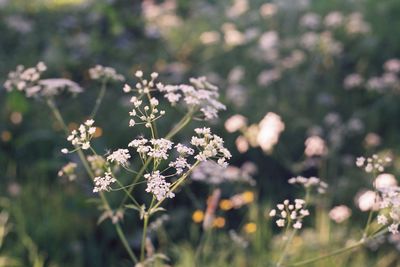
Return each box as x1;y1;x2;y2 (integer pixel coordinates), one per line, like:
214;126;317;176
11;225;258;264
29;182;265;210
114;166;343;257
269;199;310;229
89;65;125;82
4;62;83;97
377;186;400;234
63;119;97;151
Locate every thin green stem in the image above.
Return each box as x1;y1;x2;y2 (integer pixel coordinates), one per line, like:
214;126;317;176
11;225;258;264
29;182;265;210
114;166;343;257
46;98;138;264
165;110;194;140
286;229;388;267
362;209;374;239
150;161;200;213
90;79;108;119
276;228;297;267
140;214;149;262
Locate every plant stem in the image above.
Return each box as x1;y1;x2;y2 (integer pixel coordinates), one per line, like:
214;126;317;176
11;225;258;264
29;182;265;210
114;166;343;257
140;214;149;262
90;79;108;119
276;229;297;267
286;229;388;267
165;110;194;140
46;98;138;264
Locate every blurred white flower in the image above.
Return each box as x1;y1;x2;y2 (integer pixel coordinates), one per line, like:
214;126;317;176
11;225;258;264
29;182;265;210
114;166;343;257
329;205;351;223
225;114;247;133
257;112;285;153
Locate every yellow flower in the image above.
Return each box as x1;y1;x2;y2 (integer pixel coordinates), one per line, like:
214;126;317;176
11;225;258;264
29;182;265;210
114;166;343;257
219;199;233;211
213;217;226;228
242;191;255;204
192;210;204;223
244;222;257;234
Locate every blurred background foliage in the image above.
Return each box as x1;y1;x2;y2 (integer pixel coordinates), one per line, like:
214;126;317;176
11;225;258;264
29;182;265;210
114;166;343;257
1;0;400;266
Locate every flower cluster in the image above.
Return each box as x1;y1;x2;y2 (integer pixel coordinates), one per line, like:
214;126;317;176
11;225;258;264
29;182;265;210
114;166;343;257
329;205;352;223
356;154;392;173
344;58;400;92
64;119;97;151
191;127;231;166
4;62;83;97
157;76;226;120
89;65;125;81
93;172;116;192
125;73;166;128
58;162;77;181
107;149;131;166
144;171;175;201
4;62;46;92
269;199;310;229
288;176;328;194
191;161;255;185
377;187;400;234
87;155;107;176
128;138;173;160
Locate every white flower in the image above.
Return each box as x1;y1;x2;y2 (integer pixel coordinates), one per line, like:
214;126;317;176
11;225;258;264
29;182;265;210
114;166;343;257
329;205;352;223
288;176;328;194
224;114;247;133
276;219;285;227
388;224;399;235
157;77;226;120
257;112;285;153
304;136;327;157
107;149;131;166
93;172;116;192
144;171;175;201
66;120;97;150
175;143;194;155
293;221;302;229
377;215;388;225
89;65;124;81
270;199;309;229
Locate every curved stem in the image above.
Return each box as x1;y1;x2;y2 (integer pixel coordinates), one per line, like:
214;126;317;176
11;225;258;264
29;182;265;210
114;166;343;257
90;79;108;119
286;229;388;267
165;110;194;140
46;98;138;264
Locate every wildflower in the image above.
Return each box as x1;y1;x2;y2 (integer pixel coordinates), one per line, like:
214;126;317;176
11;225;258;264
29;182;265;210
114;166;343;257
66;120;97;150
384;59;400;73
377;187;400;234
175;143;194;156
144;171;174;201
269;199;309;229
356;190;380;211
89;65;124;81
374;173;398;190
213;217;226;228
300;12;321;29
344;74;364;89
356;154;392;173
107;149;131;166
219;199;233;211
329;205;352;223
93;172;116;192
304;135;328;157
288;176;328;194
157;76;226;120
257;112;285;153
224;114;247;133
87;155;107;176
192;210;204;223
243;222;257;234
191;161;255;185
324;11;344;28
169;157;191;174
58;162;78;181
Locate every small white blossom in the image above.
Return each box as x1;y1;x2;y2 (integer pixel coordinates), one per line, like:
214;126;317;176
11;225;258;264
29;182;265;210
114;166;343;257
89;65;124;81
144;171;175;201
66;120;97;150
93;172;116;192
107;149;131;166
288;176;328;194
269;199;309;229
